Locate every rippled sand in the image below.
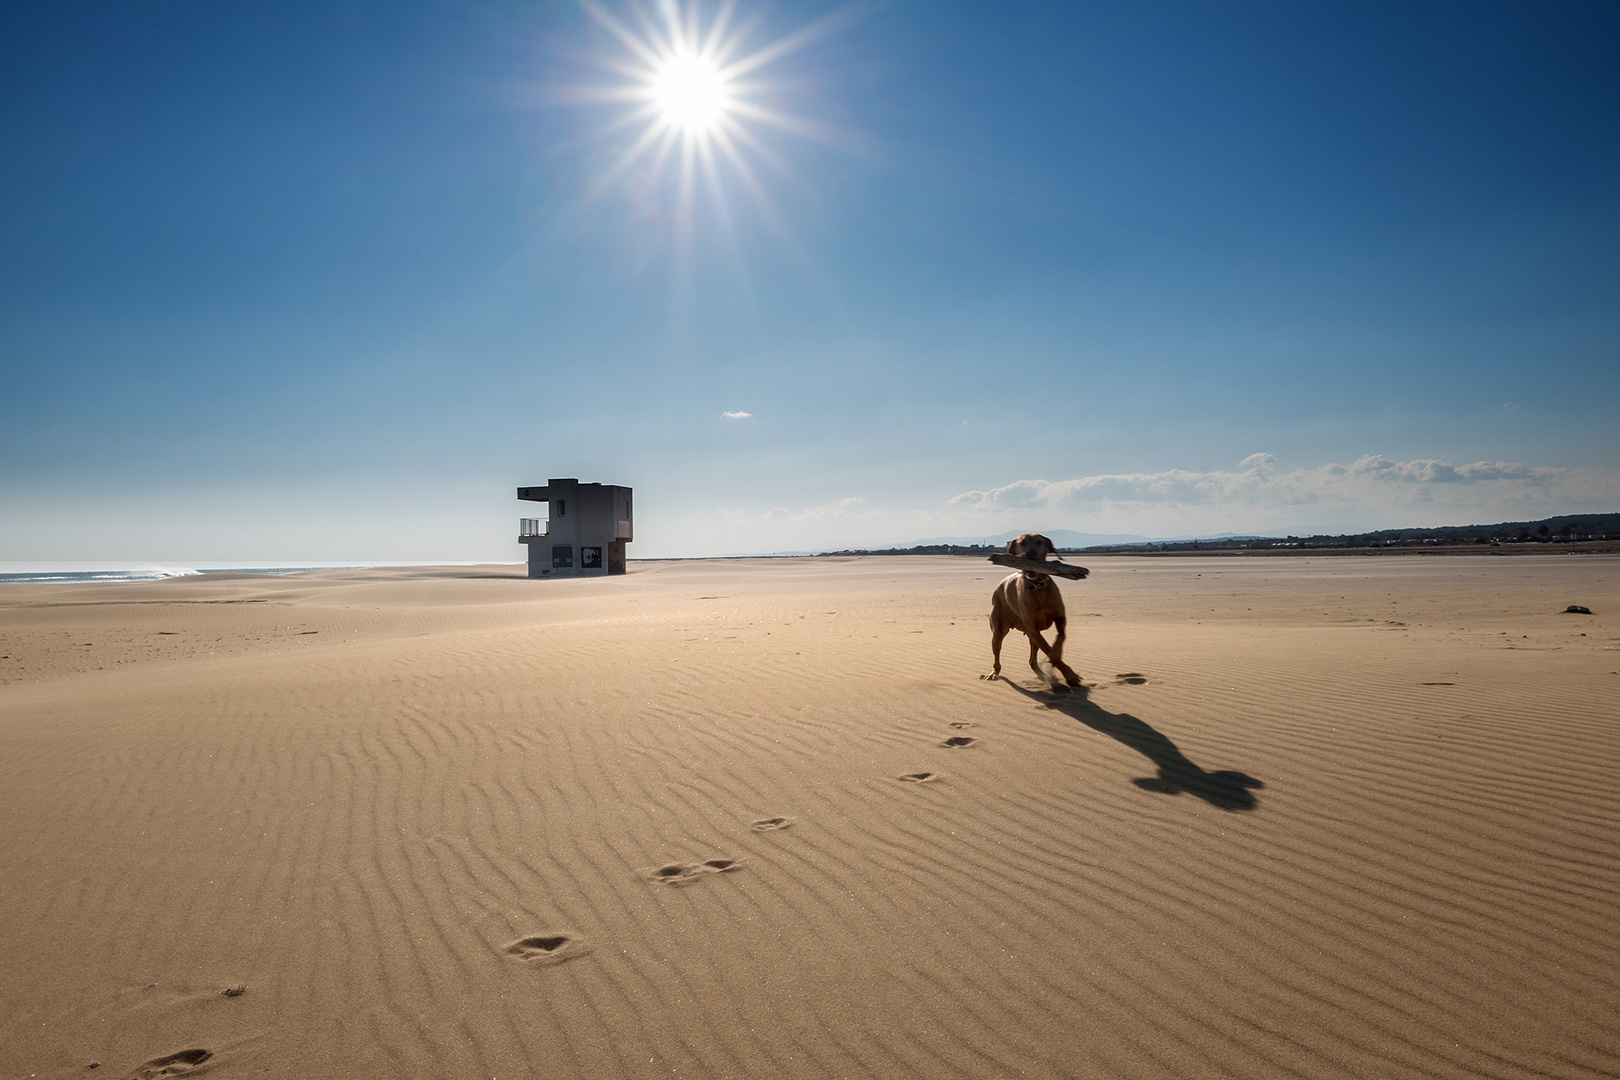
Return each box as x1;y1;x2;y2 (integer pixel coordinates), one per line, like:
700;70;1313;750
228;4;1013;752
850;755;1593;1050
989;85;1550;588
1;554;1616;1079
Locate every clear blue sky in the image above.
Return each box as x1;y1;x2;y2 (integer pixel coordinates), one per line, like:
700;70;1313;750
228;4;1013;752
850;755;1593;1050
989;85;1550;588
3;0;1617;561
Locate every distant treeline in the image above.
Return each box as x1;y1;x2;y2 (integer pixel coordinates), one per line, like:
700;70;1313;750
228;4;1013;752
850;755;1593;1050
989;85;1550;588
1080;513;1620;553
813;514;1620;558
816;544;1000;557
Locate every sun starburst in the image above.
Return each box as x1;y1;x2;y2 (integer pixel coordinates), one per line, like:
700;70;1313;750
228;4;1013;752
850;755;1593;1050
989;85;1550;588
561;0;863;259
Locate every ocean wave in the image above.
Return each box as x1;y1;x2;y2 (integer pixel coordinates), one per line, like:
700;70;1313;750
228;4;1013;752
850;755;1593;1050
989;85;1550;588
0;568;203;585
0;566;371;585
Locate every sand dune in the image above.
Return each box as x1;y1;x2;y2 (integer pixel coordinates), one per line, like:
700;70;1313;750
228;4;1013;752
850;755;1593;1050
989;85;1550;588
1;554;1617;1079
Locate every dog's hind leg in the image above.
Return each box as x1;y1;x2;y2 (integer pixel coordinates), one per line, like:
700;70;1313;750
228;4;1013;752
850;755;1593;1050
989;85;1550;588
1026;629;1047;676
1025;622;1081;687
1047;615;1081;686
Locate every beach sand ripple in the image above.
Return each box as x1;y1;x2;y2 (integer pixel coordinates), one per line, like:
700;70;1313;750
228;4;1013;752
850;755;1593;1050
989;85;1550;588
2;555;1617;1078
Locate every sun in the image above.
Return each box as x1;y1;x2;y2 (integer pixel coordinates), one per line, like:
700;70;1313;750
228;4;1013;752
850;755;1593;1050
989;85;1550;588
650;52;730;134
562;0;861;244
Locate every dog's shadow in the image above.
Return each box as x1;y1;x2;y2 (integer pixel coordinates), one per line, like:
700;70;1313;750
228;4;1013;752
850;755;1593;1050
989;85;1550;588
1005;681;1264;811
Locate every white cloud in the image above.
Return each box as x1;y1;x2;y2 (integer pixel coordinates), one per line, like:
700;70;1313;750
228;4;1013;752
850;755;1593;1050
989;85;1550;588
949;454;1620;533
646;454;1616;557
721;410;752;419
1238;452;1276;475
795;496;869;520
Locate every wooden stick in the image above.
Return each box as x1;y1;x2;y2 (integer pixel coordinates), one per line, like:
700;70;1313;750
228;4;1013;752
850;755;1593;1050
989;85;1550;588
988;553;1090;579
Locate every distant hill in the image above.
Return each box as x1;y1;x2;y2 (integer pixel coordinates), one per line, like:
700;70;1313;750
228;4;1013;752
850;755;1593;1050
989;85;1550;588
815;542;1002;557
1078;513;1620;553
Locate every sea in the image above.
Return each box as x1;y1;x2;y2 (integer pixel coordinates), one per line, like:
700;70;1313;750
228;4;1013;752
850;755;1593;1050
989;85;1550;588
0;563;371;585
0;562;518;585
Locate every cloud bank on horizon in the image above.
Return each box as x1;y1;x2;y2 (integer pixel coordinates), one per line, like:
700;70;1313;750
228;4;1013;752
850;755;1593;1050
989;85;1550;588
948;453;1619;533
665;452;1620;556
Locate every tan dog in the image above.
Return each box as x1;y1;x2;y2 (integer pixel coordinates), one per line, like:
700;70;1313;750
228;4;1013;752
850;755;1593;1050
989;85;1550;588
983;533;1081;686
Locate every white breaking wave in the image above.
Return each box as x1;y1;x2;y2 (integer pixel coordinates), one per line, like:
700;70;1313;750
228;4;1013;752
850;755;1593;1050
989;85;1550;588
0;567;202;585
0;566;377;585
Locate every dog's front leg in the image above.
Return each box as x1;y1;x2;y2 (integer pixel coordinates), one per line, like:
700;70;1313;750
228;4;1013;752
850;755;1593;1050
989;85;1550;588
983;609;1012;680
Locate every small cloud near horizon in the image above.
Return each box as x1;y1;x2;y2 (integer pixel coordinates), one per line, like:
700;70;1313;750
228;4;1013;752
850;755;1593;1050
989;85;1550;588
721;410;752;419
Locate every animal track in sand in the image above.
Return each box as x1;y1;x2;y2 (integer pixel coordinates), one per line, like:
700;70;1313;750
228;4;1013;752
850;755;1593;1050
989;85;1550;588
749;816;794;831
948;721;975;729
899;772;939;783
504;933;588;965
646;858;744;886
940;735;979;748
128;1049;213;1078
1114;673;1148;685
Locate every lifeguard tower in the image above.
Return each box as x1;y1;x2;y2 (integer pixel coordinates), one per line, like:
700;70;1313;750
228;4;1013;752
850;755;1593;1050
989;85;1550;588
518;479;633;578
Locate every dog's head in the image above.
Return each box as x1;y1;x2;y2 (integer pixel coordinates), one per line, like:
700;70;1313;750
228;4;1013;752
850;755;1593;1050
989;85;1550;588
1006;533;1057;561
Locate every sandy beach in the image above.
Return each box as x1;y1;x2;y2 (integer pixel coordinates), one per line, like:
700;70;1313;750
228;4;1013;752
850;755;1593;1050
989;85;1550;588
1;553;1617;1080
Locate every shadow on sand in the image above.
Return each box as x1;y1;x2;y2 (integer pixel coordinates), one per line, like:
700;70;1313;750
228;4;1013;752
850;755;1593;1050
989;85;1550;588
1005;681;1264;811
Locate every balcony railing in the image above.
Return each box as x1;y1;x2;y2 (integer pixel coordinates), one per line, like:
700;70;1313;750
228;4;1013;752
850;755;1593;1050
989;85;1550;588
519;517;544;537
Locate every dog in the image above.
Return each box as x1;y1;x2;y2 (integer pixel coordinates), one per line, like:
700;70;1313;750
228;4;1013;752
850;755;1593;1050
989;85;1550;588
983;533;1081;686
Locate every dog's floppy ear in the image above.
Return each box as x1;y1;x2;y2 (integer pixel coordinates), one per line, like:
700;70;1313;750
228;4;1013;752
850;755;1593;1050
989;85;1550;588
1005;538;1020;556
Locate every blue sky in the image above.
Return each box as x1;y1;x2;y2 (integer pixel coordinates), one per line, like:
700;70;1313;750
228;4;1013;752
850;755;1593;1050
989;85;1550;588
3;0;1617;561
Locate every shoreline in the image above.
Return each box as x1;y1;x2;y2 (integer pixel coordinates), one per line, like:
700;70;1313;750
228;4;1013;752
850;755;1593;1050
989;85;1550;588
5;537;1615;587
